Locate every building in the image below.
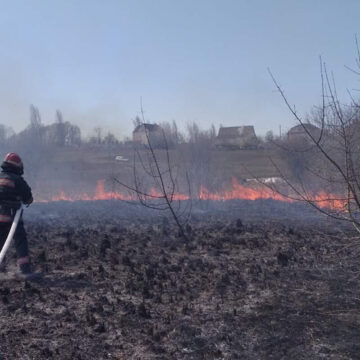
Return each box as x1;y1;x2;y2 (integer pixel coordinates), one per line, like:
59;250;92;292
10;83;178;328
215;126;258;150
287;123;320;141
132;123;165;148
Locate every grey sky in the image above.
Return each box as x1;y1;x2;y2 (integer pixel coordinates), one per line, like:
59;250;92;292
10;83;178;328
0;0;359;138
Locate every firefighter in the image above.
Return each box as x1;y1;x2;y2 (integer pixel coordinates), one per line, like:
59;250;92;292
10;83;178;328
0;153;33;276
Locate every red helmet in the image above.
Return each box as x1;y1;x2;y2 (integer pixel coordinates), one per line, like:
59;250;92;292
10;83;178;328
3;153;24;172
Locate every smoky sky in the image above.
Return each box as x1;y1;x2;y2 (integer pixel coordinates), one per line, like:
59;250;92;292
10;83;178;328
0;0;359;139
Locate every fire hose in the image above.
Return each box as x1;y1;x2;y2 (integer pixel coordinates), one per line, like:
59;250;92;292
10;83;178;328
0;205;23;266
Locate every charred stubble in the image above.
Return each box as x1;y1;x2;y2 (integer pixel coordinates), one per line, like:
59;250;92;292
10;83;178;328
0;200;358;359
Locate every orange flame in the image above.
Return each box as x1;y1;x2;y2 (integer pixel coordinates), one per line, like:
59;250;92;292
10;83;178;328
37;178;347;211
199;178;286;202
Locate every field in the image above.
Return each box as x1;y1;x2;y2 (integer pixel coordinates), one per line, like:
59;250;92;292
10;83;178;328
33;147;286;200
0;200;359;359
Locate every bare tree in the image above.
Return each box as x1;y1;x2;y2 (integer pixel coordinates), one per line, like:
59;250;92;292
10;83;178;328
54;110;66;147
65;124;81;146
265;130;274;143
181;122;219;197
28;104;44;143
114;108;191;240
158;120;185;148
103;132;118;146
88;127;103;145
0;124;13;145
94;127;102;144
13;105;53;186
268;43;360;231
132;116;142;129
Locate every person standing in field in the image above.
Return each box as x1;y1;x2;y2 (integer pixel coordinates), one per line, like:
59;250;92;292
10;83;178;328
0;153;34;277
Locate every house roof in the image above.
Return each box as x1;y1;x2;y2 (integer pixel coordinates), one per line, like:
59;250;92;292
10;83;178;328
288;123;319;134
217;126;256;139
133;123;161;133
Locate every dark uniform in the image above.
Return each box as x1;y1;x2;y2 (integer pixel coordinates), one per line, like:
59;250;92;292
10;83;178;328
0;153;33;274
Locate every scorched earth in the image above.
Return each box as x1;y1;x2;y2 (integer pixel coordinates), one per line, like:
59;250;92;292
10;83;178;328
0;200;359;359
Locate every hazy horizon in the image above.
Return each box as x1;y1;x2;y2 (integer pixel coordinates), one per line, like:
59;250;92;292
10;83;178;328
0;0;359;139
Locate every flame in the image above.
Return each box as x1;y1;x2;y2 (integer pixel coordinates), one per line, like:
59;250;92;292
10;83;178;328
308;191;347;211
93;180;133;201
44;180;134;202
199;178;286;202
37;178;347;211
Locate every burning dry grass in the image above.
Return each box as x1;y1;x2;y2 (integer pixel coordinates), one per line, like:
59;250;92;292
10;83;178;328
37;178;348;212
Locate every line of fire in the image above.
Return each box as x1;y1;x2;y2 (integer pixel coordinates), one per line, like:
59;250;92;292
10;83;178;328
37;178;346;212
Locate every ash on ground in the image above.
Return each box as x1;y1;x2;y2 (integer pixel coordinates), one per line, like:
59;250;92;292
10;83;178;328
0;200;358;359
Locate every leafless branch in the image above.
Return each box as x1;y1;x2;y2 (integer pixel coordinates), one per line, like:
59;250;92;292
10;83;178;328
114;101;191;240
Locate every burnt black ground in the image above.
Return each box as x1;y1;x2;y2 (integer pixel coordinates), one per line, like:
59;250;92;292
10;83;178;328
0;200;359;359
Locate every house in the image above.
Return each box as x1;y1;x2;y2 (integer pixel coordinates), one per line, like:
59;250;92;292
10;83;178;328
215;126;258;150
132;123;165;148
287;123;320;141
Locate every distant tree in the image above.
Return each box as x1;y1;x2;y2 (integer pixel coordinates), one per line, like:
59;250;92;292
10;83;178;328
92;127;102;144
65;124;81;146
12;105;52;185
54;110;66;147
158;120;185;148
132;116;142;129
265;130;274;142
28;104;44;144
0;124;13;144
29;104;42;128
0;125;6;144
186;122;200;144
0;124;13;154
103;132;118;146
181;122;219;196
171;120;185;144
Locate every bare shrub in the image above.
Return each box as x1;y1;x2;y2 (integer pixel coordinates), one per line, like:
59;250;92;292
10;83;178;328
179;122;218;197
114;109;192;240
269;44;360;229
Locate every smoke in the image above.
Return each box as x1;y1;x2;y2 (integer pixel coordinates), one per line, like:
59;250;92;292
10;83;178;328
62;102;130;140
0;62;37;133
